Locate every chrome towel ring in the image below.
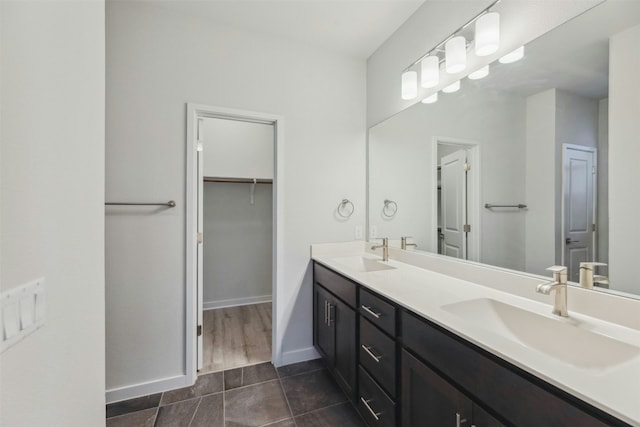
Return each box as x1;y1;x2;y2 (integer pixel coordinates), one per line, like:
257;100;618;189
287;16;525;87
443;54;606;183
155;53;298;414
337;199;355;218
383;199;398;218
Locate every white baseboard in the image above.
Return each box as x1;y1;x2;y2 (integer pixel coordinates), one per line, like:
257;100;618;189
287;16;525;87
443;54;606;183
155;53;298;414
279;346;320;367
203;295;272;310
106;374;192;404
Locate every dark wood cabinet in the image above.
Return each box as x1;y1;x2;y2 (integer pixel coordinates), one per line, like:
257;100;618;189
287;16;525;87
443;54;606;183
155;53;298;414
313;265;357;401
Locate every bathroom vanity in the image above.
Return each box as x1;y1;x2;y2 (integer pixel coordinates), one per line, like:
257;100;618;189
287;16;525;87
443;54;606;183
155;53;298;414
312;244;639;427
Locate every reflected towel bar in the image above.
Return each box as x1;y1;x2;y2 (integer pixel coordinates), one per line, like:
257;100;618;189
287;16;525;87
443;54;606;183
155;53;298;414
485;203;527;209
105;201;176;207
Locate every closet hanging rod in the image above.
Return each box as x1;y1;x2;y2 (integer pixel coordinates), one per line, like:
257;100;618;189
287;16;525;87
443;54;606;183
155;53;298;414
484;203;527;209
204;177;273;184
105;201;176;207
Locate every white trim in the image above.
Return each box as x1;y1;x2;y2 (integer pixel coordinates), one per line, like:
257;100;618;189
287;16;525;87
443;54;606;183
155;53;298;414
431;137;481;262
203;295;272;311
106;374;190;404
279;346;321;367
186;103;285;382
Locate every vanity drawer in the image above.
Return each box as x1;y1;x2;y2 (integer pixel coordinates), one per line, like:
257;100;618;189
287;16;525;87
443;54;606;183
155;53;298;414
358;366;396;427
360;318;396;398
401;311;617;427
313;262;356;308
360;288;396;336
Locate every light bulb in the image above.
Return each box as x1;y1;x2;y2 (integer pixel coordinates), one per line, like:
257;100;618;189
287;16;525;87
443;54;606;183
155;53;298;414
401;70;418;100
421;93;438;104
499;46;525;64
445;36;466;74
475;12;500;56
442;80;460;93
421;56;439;88
468;65;489;80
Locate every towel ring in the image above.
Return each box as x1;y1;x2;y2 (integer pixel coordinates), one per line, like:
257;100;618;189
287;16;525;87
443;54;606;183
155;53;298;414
383;199;398;218
337;199;355;218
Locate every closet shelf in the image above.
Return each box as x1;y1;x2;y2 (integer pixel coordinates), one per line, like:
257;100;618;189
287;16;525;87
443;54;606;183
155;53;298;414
204;177;273;184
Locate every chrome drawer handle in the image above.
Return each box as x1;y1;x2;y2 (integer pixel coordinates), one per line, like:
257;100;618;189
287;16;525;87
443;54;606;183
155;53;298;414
360;397;381;421
456;412;468;427
361;344;381;363
361;305;381;319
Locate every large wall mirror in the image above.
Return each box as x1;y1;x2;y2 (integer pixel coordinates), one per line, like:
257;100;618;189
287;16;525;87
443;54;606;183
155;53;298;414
368;0;640;297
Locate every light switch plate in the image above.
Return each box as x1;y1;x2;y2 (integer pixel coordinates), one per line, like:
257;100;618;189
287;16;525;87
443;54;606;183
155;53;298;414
1;278;45;354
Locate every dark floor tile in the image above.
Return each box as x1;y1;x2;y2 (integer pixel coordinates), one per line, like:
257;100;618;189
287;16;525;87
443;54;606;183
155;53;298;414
106;407;157;427
190;393;223;427
225;362;278;390
160;372;223;405
295;403;366;427
155;398;200;427
106;393;162;418
277;358;326;378
225;380;292;427
280;369;347;416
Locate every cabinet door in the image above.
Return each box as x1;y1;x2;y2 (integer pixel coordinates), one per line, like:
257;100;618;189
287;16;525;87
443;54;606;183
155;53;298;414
472;404;506;427
332;296;356;400
402;349;472;427
314;285;334;364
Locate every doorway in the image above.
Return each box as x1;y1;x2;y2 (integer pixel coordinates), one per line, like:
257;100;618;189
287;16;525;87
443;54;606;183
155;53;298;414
432;138;480;261
562;144;598;282
186;104;283;383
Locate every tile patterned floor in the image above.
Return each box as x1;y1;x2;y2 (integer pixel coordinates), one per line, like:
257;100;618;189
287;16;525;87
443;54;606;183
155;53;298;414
106;359;366;427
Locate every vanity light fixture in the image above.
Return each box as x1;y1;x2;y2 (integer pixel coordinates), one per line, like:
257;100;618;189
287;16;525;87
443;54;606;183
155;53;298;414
499;45;525;64
401;70;418;100
421;92;439;104
421;56;439;88
445;36;467;74
442;80;461;93
475;12;500;56
399;0;501;100
468;65;490;80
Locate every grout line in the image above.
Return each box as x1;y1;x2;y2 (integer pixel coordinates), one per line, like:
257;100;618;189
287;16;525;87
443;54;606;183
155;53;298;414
292;400;349;419
186;397;202;427
276;366;298;427
278;366;326;380
152;407;159;427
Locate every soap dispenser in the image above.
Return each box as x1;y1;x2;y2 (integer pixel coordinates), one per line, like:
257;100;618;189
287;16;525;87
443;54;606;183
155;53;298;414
579;262;607;289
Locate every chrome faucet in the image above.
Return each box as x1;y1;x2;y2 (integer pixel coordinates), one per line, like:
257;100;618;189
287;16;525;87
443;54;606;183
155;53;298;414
401;236;417;250
536;265;568;317
579;262;608;289
371;237;389;262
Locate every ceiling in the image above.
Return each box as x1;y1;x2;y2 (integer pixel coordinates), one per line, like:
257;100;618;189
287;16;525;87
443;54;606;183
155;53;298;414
152;0;426;59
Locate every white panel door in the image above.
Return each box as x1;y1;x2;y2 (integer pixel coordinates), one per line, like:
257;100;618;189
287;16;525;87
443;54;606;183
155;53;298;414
563;145;596;282
441;150;467;259
197;120;204;371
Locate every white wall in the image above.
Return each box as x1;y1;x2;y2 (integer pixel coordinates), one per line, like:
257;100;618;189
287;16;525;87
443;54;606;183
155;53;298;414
203;182;272;309
369;82;526;270
0;1;106;426
367;0;601;127
106;1;366;400
597;98;609;264
609;24;640;294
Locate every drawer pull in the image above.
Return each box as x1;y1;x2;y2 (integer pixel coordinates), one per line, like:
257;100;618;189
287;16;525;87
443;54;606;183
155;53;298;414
361;305;382;319
456;412;468;427
361;344;382;362
327;303;334;326
360;397;381;421
324;300;328;325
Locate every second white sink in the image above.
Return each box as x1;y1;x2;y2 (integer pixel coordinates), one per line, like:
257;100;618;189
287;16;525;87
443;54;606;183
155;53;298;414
332;255;396;273
441;298;639;371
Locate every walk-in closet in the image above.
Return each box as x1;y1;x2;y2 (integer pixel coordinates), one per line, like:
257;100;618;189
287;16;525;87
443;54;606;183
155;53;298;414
199;116;274;374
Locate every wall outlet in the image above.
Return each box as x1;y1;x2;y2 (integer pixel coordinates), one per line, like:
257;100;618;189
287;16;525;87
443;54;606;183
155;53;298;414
355;226;363;240
1;278;45;354
370;226;378;238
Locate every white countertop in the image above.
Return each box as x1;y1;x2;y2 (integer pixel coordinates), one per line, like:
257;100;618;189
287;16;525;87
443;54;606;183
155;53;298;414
311;243;640;426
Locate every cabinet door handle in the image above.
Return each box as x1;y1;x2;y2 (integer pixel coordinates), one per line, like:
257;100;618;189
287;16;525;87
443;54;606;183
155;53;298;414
361;344;381;362
360;397;381;421
327;303;334;326
324;300;328;325
456;413;468;427
361;305;381;319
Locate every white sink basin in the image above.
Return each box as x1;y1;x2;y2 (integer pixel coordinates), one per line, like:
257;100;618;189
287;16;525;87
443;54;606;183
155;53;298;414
332;255;396;273
441;298;639;370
